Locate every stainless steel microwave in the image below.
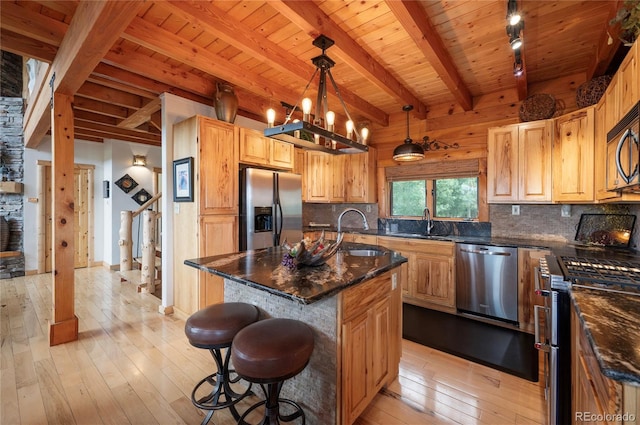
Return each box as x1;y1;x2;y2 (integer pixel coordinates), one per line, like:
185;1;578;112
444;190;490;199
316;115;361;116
607;101;640;192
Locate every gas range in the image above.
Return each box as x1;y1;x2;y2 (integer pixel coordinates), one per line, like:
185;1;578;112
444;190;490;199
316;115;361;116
558;256;640;296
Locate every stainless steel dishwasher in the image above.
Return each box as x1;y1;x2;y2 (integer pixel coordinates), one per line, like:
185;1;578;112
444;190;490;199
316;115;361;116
455;243;518;324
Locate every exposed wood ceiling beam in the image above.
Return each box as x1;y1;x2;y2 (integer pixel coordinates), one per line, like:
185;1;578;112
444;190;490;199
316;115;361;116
386;1;473;112
0;30;57;63
76;82;144;110
118;98;162;129
86;75;157;100
586;0;624;79
270;0;428;120
73;96;131;120
164;0;387;127
23;1;143;148
74;118;161;145
0;2;67;46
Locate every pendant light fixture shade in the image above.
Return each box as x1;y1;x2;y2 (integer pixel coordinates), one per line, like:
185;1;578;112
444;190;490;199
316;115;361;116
393;105;425;162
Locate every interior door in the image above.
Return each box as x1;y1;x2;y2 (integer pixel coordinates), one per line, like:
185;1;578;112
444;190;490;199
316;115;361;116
44;165;91;271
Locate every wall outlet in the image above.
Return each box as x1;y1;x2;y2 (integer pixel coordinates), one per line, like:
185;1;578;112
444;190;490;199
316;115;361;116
512;205;520;215
366;205;372;213
561;204;571;218
332;205;336;212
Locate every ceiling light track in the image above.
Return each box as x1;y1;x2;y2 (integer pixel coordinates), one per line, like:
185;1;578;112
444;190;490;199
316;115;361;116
506;0;525;78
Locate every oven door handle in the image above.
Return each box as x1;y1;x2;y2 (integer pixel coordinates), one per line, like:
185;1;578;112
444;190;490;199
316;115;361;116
534;266;550;296
534;305;550;352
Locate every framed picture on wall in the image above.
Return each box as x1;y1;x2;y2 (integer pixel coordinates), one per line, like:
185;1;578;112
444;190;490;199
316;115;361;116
173;157;193;202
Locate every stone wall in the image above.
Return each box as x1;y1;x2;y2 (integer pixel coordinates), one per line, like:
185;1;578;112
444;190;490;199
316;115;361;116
0;97;25;278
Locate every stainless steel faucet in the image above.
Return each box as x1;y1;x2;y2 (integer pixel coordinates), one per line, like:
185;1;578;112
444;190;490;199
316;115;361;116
423;207;434;235
337;208;369;233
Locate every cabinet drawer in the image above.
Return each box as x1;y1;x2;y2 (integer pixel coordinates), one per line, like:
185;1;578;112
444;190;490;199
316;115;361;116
341;274;391;322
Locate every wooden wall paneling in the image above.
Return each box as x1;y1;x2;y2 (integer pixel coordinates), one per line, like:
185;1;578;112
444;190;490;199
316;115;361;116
49;92;78;346
172;116;199;317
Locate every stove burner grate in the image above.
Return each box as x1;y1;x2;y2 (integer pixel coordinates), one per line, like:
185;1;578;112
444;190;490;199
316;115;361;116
559;256;640;294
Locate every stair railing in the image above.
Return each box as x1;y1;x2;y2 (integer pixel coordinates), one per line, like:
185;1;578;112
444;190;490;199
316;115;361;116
119;192;162;293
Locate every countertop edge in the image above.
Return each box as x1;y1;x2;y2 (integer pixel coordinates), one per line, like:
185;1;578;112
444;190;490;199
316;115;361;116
570;289;640;386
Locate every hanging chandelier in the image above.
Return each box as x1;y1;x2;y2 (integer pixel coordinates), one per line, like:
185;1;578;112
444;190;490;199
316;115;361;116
263;35;369;154
392;105;459;162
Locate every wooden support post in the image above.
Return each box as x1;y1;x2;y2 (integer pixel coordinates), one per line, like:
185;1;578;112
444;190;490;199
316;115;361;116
141;210;157;293
119;211;133;272
49;92;78;346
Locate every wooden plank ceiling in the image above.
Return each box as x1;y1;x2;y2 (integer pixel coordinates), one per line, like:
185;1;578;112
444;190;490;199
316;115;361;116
0;0;622;148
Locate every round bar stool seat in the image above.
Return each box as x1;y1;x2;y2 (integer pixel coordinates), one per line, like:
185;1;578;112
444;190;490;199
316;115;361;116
184;302;260;425
232;318;314;425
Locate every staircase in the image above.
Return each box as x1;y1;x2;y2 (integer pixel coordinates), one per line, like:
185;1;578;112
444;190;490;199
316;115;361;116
118;192;162;294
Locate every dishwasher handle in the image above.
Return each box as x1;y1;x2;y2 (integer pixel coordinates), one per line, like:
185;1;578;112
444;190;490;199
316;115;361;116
459;248;512;256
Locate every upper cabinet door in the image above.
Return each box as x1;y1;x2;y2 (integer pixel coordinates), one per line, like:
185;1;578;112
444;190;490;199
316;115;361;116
239;128;270;166
619;45;638;118
519;121;553;202
552;108;595;203
487;126;519;202
305;151;331;202
200;118;239;215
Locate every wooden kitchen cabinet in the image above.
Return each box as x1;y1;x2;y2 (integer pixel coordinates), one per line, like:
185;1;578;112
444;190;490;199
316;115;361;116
487;120;553;203
304;151;332;202
552;107;595;203
331;154;347;202
346;149;377;203
342;233;377;245
172;115;239;316
304;148;377;203
571;306;640;424
378;237;455;312
340;268;402;425
619;41;638;120
518;248;549;334
239;128;294;170
199;215;237;309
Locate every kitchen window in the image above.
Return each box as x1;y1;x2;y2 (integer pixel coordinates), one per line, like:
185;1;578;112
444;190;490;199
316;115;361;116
384;158;486;221
390;177;479;219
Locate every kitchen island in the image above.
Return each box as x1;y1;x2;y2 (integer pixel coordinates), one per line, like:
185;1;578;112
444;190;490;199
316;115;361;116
185;242;407;425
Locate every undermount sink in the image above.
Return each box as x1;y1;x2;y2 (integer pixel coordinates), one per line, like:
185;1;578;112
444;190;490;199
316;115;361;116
344;249;387;257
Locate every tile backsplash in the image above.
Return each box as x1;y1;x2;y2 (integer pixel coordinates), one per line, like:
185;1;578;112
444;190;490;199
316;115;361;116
490;204;640;249
304;202;640;250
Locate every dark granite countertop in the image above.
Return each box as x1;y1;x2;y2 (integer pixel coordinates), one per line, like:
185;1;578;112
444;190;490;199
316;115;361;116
570;288;640;386
304;227;640;262
185;243;407;305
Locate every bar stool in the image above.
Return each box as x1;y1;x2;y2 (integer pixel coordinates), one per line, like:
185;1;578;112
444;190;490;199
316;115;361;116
184;302;260;425
231;318;314;425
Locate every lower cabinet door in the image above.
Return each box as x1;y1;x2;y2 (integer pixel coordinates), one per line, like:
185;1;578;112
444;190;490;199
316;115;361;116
341;311;370;425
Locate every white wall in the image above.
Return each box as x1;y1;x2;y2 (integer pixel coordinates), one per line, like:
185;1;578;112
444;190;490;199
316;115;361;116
23;137;106;271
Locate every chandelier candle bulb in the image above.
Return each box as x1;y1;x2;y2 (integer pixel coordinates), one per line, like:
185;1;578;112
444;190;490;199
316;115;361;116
346;120;354;139
302;98;312;122
293;119;301;138
361;127;369;145
326;111;335;132
266;108;276;128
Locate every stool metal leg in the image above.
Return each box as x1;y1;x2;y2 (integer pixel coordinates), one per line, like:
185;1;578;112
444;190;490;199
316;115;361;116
191;347;251;424
238;382;305;425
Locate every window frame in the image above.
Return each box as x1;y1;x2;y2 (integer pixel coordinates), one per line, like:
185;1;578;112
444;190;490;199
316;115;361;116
383;158;488;221
389;176;479;221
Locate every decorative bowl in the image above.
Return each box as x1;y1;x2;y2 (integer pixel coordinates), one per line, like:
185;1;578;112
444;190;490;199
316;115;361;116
282;231;344;267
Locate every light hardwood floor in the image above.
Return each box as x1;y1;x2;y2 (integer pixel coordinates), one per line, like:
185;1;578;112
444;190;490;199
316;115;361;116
1;267;546;424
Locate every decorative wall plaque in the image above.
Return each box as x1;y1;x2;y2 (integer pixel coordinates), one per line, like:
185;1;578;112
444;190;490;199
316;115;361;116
131;188;152;206
114;174;138;193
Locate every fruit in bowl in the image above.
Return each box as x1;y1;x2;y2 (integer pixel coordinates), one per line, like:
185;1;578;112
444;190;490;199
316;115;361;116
282;231;344;267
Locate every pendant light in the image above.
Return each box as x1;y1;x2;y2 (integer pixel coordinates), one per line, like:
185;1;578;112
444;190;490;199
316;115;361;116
393;105;424;162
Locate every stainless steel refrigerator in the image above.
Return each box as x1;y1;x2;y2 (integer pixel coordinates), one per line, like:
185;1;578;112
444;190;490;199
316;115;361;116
239;168;302;250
